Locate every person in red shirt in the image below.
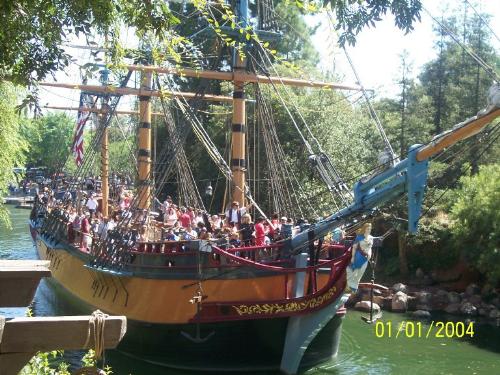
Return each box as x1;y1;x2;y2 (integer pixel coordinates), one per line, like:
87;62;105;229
254;217;267;247
179;207;192;229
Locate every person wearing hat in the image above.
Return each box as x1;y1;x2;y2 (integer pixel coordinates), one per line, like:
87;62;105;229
225;201;252;228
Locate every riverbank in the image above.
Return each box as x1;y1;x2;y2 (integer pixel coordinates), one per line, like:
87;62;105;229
348;282;500;322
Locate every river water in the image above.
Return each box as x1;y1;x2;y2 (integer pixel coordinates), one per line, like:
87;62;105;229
1;206;499;375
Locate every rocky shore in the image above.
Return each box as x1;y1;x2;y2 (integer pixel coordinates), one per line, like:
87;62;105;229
347;282;500;320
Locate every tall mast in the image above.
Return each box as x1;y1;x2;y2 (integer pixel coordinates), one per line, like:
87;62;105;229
231;0;249;206
100;69;110;217
137;71;153;210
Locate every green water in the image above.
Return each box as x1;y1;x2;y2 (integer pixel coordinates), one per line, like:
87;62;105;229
1;206;499;375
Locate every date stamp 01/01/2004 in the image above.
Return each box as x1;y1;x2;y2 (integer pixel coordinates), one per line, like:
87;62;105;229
374;321;475;339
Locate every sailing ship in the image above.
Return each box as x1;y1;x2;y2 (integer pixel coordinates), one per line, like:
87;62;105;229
28;1;500;373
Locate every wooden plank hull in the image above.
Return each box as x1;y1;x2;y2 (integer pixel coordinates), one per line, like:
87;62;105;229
31;224;347;371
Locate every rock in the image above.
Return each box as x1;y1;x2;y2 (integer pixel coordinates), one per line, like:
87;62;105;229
392;291;408;312
407;295;417;311
354;301;380;313
432;290;449;311
460;302;478;316
416;268;424;279
489;308;499;319
447;292;461;304
479;308;489;317
392;283;408;293
465;283;480;296
372;295;385;307
416;291;432;305
416;304;432;311
481;284;494;298
491;297;500;309
412;310;432;319
445;303;461;314
468;294;482;305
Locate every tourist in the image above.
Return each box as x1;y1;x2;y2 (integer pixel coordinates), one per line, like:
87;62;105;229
164;206;178;227
254;217;267;247
86;193;99;218
239;214;254;246
280;217;293;239
179;207;192;229
225;201;252;228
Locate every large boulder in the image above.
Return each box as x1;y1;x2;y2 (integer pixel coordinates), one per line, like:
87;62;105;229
460;302;478;316
392;283;408;293
465;283;480;296
445;303;461;315
489;308;500;319
467;294;482;306
447;292;461;304
416;291;432;305
392;291;408;312
354;301;380;313
432;289;450;311
407;295;418;311
412;310;432;319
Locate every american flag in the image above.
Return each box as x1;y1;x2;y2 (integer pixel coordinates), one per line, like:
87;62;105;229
72;95;90;167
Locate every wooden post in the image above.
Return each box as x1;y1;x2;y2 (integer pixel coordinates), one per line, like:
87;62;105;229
231;53;247;206
137;71;153;210
101;111;109;217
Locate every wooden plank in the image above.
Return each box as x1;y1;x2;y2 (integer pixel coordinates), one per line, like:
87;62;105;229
0;352;34;375
0;260;51;278
0;315;126;353
0;260;51;307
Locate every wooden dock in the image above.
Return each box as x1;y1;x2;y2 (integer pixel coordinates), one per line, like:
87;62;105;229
0;260;127;375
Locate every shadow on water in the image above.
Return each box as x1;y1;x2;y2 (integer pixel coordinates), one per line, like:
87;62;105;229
2;206;500;374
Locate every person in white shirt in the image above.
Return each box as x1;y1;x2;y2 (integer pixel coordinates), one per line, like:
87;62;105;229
225;201;253;228
86;194;99;219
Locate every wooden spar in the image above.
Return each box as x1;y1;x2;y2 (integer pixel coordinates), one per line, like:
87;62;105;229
125;64;362;91
231;56;247;206
43;105;166;116
137;71;152;210
416;108;500;161
39;82;233;103
101;109;109;217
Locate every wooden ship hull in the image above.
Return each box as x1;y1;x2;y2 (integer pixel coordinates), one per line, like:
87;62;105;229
30;221;350;372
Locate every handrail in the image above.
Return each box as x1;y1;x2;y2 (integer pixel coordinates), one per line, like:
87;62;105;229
211;245;349;273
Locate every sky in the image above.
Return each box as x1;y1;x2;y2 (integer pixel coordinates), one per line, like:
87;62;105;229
308;0;500;98
41;0;500;112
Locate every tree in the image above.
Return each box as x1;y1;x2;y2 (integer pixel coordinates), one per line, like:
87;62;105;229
25;113;75;172
450;164;500;284
0;0;423;87
0;83;28;227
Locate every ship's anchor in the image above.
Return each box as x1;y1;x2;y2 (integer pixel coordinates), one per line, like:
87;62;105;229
181;290;215;343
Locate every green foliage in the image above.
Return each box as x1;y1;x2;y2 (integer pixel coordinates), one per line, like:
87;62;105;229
19;351;70;375
0;82;28;228
450;164;500;284
24;113;75;172
324;0;422;46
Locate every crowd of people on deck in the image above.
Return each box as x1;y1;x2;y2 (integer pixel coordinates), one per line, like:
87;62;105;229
30;174;347;257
